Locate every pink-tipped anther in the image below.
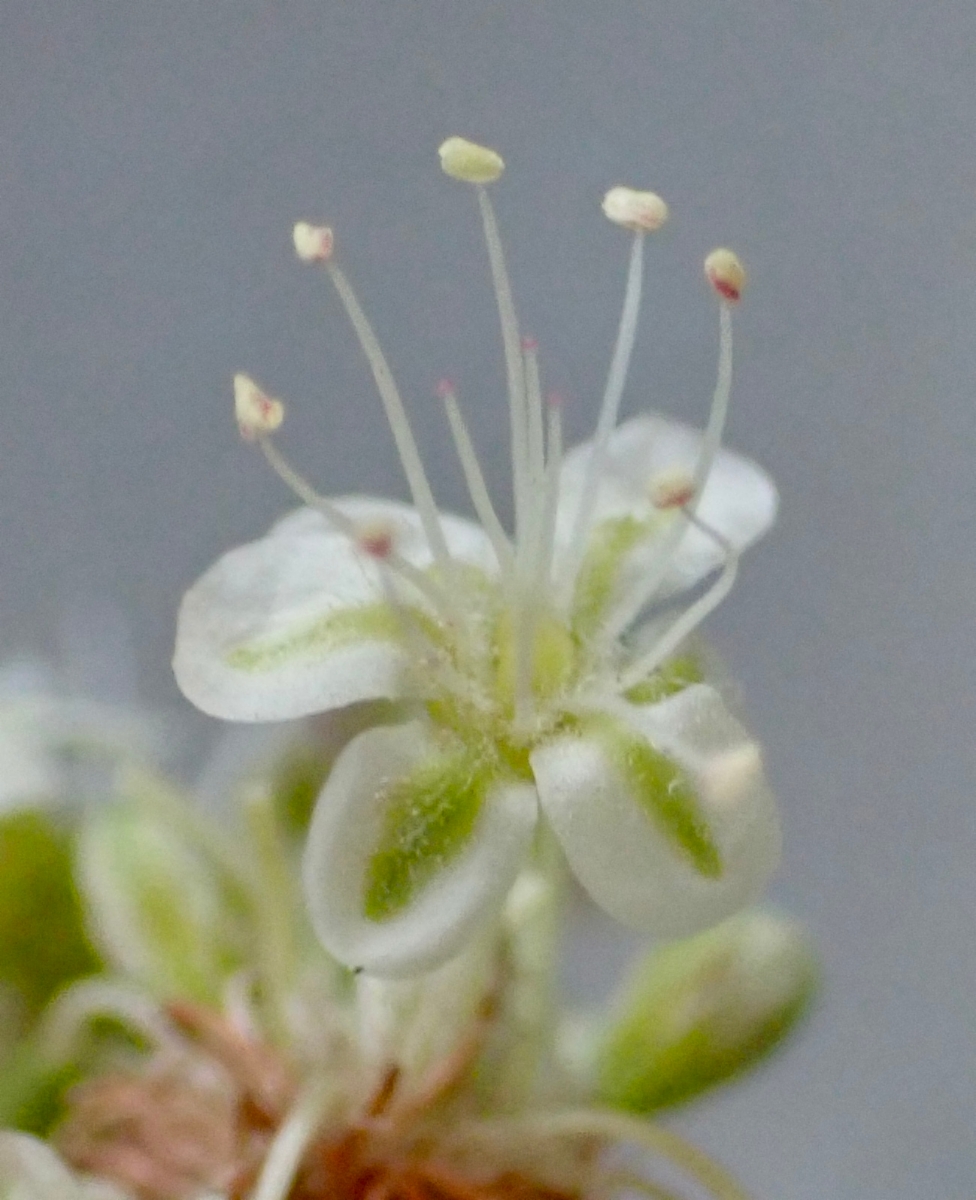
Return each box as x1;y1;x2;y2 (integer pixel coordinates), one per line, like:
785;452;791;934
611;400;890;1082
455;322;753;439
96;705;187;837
356;520;396;560
602;187;669;233
648;467;696;510
293;221;335;263
521;335;539;352
704;248;746;303
234;373;284;441
435;378;458;400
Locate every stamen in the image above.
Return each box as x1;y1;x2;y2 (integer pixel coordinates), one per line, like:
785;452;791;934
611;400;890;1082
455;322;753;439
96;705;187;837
562;229;646;594
600;279;738;642
690;288;734;505
515;393;565;733
438;136;505;184
647;466;696;510
356;518;397;562
293;222;335;264
602;186;669;233
438;379;515;574
704;248;746;304
301;237;452;573
257;435;457;620
475;185;532;547
618;511;738;692
522;337;546;503
250;1079;336;1200
533;393;564;595
518;337;549;600
234;374;285;441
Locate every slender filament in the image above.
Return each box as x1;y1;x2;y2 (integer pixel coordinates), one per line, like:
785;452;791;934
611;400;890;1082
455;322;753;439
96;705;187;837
562;232;645;595
325;261;453;572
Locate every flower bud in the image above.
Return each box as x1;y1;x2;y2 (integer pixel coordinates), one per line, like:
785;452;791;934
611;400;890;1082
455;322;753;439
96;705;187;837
704;248;747;302
234;373;284;440
438;136;505;184
596;910;817;1113
602;187;669;233
293;221;334;263
76;794;245;1004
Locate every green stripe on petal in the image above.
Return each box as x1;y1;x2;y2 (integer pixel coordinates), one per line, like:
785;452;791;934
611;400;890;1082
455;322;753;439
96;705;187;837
364;746;493;922
225;602;438;671
571;515;661;639
580;714;721;878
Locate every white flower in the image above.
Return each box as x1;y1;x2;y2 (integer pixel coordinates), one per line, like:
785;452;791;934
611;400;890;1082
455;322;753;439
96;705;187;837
174;139;780;977
0;658;166;814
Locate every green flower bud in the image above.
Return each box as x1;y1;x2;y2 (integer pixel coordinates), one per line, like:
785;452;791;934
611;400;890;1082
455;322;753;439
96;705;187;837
596;910;817;1113
0;813;100;1021
77;798;246;1004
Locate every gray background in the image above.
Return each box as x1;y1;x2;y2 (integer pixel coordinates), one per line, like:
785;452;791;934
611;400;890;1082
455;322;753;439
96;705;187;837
1;2;974;1196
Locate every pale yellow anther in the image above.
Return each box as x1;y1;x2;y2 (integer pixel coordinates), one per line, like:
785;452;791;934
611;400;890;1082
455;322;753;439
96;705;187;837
438;136;505;184
701;743;764;810
293;222;335;263
648;466;696;510
602;187;669;233
704;248;747;303
234;373;284;440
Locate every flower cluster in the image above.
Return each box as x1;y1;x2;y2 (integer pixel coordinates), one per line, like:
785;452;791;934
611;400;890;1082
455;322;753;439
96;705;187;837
174;137;780;978
0;702;813;1200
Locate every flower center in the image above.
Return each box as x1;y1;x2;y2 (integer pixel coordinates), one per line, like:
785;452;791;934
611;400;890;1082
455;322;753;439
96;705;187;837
234;140;747;744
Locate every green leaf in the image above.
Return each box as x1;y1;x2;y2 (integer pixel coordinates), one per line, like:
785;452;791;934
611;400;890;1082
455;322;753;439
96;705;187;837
0;1011;153;1135
363;746;492;922
0;1039;81;1135
581;714;721;878
0;812;101;1018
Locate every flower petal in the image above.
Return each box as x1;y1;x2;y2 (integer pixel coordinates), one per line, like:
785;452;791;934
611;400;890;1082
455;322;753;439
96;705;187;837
557;414;778;598
532;684;780;938
174;498;496;722
302;720;537;976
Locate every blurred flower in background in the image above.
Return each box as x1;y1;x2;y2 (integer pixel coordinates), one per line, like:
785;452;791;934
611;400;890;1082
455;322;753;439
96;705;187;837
0;700;814;1200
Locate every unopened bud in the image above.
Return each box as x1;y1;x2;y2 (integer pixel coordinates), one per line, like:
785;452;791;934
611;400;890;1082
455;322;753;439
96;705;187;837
234;373;284;440
649;466;696;510
438;137;505;184
602;187;669;233
597;910;817;1113
293;221;334;263
705;248;746;302
77;793;245;1004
